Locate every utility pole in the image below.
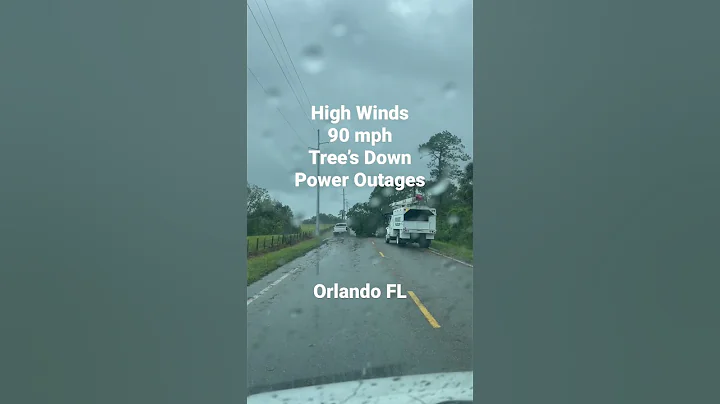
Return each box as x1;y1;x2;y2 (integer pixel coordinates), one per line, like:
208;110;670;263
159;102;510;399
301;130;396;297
309;129;328;236
342;188;345;221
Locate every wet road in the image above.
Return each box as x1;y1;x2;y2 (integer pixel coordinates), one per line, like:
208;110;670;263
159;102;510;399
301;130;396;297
247;235;473;395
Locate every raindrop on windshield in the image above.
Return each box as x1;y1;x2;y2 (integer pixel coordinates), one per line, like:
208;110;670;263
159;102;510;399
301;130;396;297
443;82;457;99
265;87;281;106
322;120;335;133
352;32;367;45
429;178;451;196
381;188;393;197
444;261;457;272
419;145;431;155
448;214;460;225
288;168;304;180
292;216;303;227
261;130;272;139
290;308;303;318
369;196;382;207
330;21;348;37
301;45;325;74
290;144;304;162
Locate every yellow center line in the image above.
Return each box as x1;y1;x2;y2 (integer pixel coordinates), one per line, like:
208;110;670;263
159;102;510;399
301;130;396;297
378;251;385;257
407;291;441;328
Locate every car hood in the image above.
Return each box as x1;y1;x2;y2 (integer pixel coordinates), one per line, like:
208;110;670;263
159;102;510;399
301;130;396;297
247;371;473;404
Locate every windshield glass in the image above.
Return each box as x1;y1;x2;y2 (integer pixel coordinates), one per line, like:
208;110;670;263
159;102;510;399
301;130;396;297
247;0;473;399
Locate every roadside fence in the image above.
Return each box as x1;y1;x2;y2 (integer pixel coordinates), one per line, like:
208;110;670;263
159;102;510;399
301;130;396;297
247;231;315;257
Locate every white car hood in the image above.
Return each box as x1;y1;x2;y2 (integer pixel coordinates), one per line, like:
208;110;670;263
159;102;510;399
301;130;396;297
247;371;473;404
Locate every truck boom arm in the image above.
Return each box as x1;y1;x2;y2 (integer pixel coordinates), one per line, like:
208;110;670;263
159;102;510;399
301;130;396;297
389;194;425;209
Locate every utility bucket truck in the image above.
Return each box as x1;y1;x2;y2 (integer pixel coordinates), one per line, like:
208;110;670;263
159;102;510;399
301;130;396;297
385;194;436;248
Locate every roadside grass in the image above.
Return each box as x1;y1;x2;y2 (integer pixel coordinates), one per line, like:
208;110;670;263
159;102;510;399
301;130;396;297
247;231;331;285
247;224;333;255
247;234;310;255
430;241;473;264
369;234;473;264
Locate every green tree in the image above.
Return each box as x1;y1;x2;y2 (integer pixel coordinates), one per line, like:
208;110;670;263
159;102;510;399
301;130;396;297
418;130;470;181
457;161;473;203
346;202;384;237
302;213;342;225
247;183;300;236
247;183;269;216
439;161;473;248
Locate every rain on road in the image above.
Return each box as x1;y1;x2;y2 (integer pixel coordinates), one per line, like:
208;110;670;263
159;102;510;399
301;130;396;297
247;235;473;395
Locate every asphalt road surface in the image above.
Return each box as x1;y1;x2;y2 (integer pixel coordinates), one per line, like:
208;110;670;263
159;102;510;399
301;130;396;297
247;234;473;395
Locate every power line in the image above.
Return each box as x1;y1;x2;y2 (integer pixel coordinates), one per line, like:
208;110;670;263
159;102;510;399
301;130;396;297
252;0;298;104
247;66;310;148
247;2;314;129
261;0;314;109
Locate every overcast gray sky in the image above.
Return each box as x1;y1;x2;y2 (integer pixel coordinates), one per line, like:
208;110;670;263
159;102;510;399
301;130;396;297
247;0;473;219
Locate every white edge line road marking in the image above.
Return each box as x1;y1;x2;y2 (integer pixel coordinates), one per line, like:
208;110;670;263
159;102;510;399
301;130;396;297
247;267;300;306
427;248;473;268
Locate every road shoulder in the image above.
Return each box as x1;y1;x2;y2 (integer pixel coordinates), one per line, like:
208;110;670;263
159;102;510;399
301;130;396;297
427;241;473;266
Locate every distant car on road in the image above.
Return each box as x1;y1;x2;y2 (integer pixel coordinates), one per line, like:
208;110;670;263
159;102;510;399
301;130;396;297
333;223;348;236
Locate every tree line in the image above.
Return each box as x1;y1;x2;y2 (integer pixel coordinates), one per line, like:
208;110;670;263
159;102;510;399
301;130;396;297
301;213;342;226
347;130;473;249
247;183;342;237
247;184;298;236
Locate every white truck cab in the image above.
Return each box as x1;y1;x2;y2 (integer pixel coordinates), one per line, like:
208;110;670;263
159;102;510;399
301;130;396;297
333;223;348;236
384;195;436;248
